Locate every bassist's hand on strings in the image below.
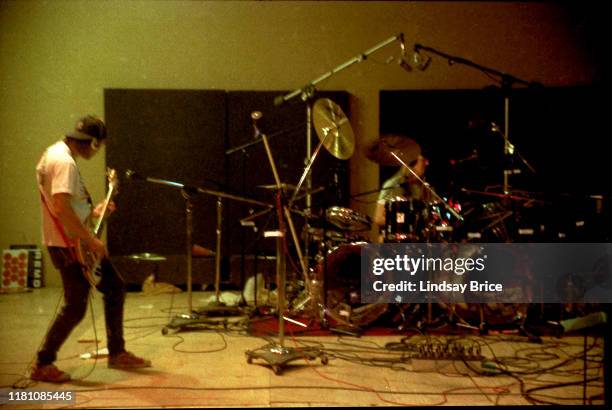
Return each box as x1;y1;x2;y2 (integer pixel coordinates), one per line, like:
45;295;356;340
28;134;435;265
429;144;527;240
84;235;107;261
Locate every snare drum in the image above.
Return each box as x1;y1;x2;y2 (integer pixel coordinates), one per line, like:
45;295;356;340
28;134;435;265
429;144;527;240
384;198;428;242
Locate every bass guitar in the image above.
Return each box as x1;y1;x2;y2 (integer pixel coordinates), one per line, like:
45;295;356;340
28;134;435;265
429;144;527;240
76;168;118;287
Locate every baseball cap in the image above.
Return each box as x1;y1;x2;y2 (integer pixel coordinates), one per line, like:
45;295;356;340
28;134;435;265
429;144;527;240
67;115;107;141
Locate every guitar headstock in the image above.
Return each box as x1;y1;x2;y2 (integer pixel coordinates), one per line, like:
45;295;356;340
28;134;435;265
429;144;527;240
106;168;119;194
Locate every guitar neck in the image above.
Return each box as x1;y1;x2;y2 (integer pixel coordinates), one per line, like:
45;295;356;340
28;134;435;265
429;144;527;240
92;186;115;236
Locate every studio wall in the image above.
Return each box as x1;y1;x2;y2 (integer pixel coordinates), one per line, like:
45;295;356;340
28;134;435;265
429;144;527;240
0;1;605;286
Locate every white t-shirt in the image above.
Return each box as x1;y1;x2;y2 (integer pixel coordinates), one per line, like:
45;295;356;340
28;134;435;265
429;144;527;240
36;140;92;247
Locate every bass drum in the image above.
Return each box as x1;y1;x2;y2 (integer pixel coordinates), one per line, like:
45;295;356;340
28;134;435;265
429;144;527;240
314;242;388;328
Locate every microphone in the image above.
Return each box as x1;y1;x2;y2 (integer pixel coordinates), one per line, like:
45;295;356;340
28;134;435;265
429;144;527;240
397;41;431;72
397;33;412;72
410;45;431;71
124;169;143;180
251;111;262;138
273;95;285;107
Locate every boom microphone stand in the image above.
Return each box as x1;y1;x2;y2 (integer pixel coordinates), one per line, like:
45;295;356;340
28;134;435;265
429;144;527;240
275;33;406;271
245;126;328;375
412;44;540;194
124;170;272;333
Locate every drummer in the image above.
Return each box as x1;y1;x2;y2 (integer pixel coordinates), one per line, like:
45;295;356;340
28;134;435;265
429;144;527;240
373;153;429;229
365;134;430;243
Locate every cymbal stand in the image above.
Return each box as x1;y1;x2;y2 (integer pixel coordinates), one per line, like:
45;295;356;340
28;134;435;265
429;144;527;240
275;33;405;267
245;130;327;375
288;124;339;326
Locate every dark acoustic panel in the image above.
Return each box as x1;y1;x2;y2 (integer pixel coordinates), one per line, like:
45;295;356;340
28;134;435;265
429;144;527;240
380;86;609;241
380;86;608;196
224;91;351;259
105;89;351;287
104;89;227;273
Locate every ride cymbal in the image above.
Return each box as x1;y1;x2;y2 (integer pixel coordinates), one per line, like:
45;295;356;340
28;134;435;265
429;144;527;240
312;98;355;160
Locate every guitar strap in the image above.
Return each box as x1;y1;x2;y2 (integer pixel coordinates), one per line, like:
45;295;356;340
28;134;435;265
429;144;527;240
38;187;79;262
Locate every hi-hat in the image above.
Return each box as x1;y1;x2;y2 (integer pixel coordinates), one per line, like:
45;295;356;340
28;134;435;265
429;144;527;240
365;134;421;166
312;98;355;160
126;253;167;261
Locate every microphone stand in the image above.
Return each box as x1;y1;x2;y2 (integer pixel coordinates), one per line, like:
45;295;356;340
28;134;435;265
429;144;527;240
244;130;328;375
413;44;540;194
274;34;405;327
125;171;272;334
276;33;404;197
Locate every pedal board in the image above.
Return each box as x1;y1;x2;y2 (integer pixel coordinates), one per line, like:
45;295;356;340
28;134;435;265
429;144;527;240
411;342;483;361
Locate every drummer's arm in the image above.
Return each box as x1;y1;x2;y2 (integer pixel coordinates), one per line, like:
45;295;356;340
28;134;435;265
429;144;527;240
373;200;386;227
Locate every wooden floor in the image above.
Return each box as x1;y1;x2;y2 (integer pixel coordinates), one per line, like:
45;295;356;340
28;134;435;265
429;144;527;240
0;288;605;408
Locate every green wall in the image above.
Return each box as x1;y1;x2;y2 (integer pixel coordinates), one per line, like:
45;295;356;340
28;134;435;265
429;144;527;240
0;1;600;286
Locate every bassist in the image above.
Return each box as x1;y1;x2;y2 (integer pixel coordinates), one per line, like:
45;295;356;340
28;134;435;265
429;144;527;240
33;115;150;383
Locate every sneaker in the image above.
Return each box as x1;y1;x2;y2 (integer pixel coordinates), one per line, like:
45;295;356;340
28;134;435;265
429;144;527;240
31;364;71;383
108;351;151;369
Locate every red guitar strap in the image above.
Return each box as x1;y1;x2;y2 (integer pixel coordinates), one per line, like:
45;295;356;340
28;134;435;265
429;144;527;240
38;188;79;262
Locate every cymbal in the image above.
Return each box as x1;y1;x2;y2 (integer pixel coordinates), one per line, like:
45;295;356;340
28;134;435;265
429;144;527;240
326;206;372;232
459;188;547;205
257;183;298;191
312;98;355;160
257;183;324;195
365;134;421;166
126;253;167;261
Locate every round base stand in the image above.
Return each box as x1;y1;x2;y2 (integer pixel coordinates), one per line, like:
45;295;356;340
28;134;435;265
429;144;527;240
245;343;328;375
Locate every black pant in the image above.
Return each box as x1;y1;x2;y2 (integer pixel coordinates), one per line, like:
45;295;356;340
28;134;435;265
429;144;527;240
37;247;126;366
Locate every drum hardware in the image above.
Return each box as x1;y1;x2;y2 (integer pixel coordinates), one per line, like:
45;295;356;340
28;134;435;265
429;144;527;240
325;206;372;232
459;187;546;205
288;97;355;208
279;97;356;328
124;170;272;334
257;184;325;200
124;253;167;289
309;242;388;331
413;43;540;196
265;36;406;345
275;33;404;231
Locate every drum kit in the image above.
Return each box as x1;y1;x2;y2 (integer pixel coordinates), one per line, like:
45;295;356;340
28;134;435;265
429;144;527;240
276;96;605;334
280;98;475;330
